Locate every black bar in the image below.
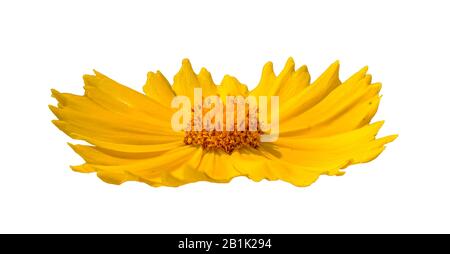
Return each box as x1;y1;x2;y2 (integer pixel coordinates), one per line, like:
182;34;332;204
0;234;448;252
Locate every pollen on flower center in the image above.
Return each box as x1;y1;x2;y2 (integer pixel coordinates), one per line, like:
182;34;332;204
184;108;263;154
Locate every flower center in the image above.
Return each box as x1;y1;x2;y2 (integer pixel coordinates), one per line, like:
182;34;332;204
184;108;263;154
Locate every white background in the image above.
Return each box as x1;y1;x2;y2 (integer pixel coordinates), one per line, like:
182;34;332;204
1;0;449;233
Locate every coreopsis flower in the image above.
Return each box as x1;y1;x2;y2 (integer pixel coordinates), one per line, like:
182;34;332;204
49;58;396;187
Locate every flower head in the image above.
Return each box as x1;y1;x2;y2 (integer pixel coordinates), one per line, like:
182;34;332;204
50;58;397;187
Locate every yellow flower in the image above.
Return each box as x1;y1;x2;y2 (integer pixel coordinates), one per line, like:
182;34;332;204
49;58;397;187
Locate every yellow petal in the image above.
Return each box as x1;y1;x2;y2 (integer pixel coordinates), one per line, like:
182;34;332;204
50;79;182;145
257;144;323;186
143;71;175;107
172;59;201;102
198;67;218;96
95;170;139;185
93;146;202;187
71;133;184;153
168;148;210;185
49;106;180;141
250;61;275;97
71;164;96;173
68;143;177;170
297;92;381;137
277;65;310;100
217;75;249;101
274;122;397;175
280;74;375;136
196;150;240;182
52;119;180;144
230;147;277;182
280;61;340;121
84;71;173;118
262;57;296;97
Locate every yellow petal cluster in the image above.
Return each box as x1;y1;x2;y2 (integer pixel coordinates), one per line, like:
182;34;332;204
50;58;396;187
